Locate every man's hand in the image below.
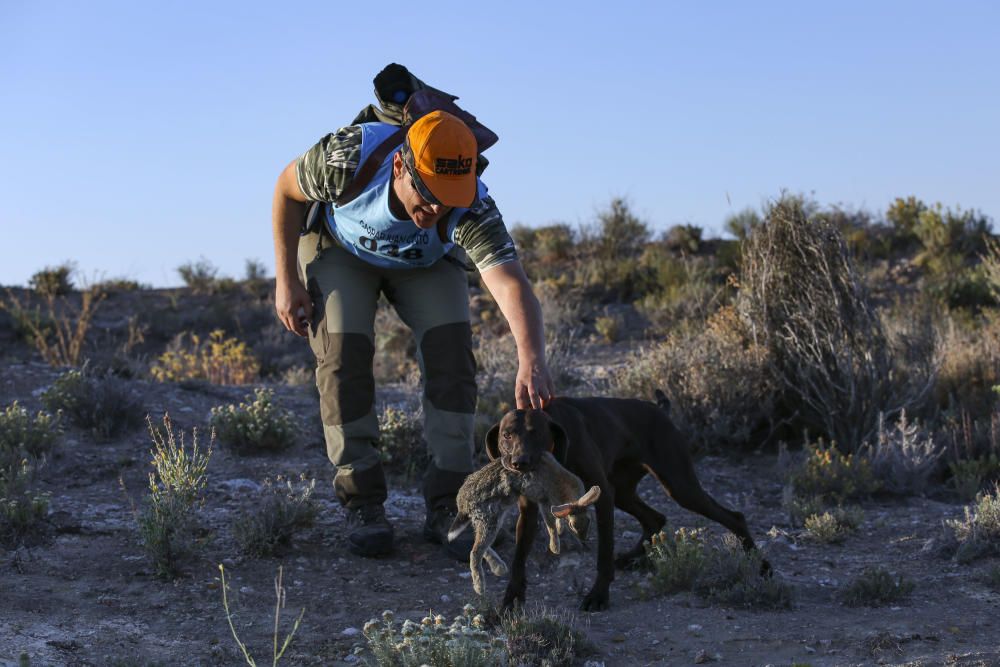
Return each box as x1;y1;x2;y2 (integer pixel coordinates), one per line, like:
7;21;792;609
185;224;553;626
515;359;555;410
275;279;313;337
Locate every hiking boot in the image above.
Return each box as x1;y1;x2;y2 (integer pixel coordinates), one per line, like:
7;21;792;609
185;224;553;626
423;507;475;562
346;504;394;557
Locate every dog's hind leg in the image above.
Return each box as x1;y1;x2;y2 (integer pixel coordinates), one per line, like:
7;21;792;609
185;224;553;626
643;436;769;573
610;462;666;568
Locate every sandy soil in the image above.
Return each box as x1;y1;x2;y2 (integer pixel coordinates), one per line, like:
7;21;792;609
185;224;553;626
2;358;1000;667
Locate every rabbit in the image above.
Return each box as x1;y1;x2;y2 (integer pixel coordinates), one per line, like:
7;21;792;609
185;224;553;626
448;451;601;595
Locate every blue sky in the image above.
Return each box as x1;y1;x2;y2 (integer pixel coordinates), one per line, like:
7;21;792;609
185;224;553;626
2;1;998;287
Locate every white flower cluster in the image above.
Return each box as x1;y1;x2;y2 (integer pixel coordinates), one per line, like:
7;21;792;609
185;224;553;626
362;605;507;665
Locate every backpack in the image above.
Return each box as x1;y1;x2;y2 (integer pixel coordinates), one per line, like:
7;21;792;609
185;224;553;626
335;63;498;206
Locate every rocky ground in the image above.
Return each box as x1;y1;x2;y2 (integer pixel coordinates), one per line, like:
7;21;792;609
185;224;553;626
2;350;1000;667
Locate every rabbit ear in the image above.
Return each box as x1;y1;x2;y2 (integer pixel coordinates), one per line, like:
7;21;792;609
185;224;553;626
550;486;601;517
548;420;569;465
485;423;501;461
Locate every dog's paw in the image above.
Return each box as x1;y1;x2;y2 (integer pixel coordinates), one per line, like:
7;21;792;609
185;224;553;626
580;587;610;612
759;557;774;578
501;585;525;612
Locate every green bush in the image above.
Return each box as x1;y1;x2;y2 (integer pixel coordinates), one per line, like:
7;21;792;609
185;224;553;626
644;529;791;609
233;476;317;557
588;197;650;260
210;388;296;453
29;263;74;297
802;511;858;544
0;402;60;547
0;401;61;461
41;366;144;441
945;484;1000;563
787;440;879;504
137;415;213;578
949;455;1000;501
840;567;914;607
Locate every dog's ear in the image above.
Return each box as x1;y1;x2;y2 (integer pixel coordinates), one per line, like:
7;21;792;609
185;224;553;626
485;423;501;461
548;420;569;465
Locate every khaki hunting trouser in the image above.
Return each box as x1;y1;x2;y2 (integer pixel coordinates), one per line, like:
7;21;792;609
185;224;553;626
298;229;477;512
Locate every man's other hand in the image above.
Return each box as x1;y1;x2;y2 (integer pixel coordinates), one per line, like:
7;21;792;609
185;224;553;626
275;279;313;337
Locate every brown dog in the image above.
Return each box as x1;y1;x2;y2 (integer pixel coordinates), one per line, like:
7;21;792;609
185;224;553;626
486;393;769;612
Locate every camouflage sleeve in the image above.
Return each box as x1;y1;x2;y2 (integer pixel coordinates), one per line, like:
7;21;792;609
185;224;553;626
453;195;518;272
294;126;363;202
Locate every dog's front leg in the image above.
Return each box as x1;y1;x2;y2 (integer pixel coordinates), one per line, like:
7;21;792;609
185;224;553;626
502;496;538;610
581;489;615;612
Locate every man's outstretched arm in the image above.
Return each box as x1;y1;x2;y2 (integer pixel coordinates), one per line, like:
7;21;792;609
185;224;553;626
479;260;555;410
272;160;312;337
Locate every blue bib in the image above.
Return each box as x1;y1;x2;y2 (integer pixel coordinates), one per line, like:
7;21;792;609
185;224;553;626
323;123;487;269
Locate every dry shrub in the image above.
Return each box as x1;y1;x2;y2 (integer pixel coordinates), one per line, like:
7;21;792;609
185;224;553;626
983;236;1000;302
377;405;426;481
738;196;933;452
0;286;105;367
474;334;517;447
233;476;317;557
151;329;260;385
859;410;945;497
373;299;418;385
41;366;144;441
840;567;914;607
936;311;1000;420
611;305;778;451
787;439;879;504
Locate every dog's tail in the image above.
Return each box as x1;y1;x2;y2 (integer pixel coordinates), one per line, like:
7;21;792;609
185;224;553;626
551;485;601;518
654;389;670;415
447;513;471;542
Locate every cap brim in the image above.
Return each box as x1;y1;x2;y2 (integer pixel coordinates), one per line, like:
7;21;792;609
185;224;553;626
417;169;476;208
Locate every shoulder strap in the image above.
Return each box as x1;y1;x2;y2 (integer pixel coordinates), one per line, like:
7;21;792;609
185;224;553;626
334;127;406;207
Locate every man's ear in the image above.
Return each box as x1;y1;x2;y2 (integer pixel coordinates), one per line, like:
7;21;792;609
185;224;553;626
485;423;501;461
549;421;569;465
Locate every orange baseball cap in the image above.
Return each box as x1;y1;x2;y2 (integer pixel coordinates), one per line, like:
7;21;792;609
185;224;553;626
403;110;478;208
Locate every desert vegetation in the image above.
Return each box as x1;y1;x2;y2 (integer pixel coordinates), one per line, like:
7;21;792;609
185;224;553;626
1;193;999;664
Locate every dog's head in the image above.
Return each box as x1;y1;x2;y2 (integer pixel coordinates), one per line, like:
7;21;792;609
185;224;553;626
485;409;568;473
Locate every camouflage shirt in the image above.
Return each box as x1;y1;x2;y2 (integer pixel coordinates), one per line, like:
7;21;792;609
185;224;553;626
295;126;517;272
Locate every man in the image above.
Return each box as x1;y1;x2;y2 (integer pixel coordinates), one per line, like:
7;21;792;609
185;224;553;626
271;101;554;559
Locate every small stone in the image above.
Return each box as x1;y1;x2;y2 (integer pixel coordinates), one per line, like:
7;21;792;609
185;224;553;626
688;624;703;632
694;649;711;663
440;594;451;603
344;656;359;664
239;586;253;594
341;627;360;637
611;634;626;643
804;646;816;654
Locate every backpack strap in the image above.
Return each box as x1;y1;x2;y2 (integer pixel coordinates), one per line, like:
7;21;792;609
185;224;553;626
334;127;406;207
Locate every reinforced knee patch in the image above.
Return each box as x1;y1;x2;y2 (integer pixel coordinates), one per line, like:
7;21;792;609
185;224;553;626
420;322;476;414
316;333;375;425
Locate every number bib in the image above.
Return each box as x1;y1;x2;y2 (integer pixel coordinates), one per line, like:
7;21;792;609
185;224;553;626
322;123;484;269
